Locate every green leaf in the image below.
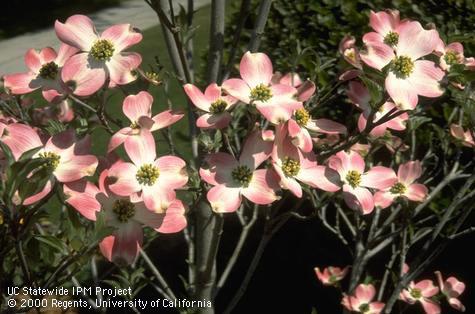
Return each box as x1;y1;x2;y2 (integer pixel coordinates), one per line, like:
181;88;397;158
18;146;42;162
360;76;383;106
0;141;14;166
35;235;67;254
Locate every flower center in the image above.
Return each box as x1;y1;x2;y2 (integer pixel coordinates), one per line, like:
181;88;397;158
345;170;361;188
38;151;61;171
250;84;272;102
295;108;310;127
38;62;59;80
392;55;414;79
112;199;135;223
136;163;160;186
358;303;370;313
410;288;422;299
130;121;140;129
231;165;253;187
209;99;228;114
444;51;459;66
145;71;160;82
344;49;356;62
90;39;115;61
282;157;300;177
389;182;407;195
383;31;399;46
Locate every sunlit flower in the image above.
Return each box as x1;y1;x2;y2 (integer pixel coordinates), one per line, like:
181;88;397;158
342;284;385;314
199;130;279;213
222;51;302;124
434;271;466;312
374;161;428;209
315;266;349;286
3;44;78;102
450;124;475;148
55;14;142;95
400;280;440;314
108;91;183;152
328;150;397;214
184;83;237;129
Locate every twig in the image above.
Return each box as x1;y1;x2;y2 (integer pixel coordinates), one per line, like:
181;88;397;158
215;204;258;294
69;95;97;113
206;0;225;83
139;248;176;300
247;0;273;52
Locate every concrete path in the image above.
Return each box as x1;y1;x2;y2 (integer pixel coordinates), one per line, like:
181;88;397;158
0;0;210;75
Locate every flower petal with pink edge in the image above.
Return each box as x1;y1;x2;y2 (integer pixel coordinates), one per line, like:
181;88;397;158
420;299;441;314
398;160;422;185
124;130;156;165
405;183;427;202
55;15;98;51
240;51;273;88
397;21;440;60
368;302;385;314
122;91;153;122
107;128;131;152
3;72;37;94
151;110;184;131
360;33;394;70
385;72;418;110
64;180;101;221
374;191;395;209
204;83;221;103
298;165;341;192
370;10;400;35
343;185;374;214
108;52;141;85
241;169;279;205
142;184;176;213
273;165;303;198
199;152;237;185
61;53;106;96
55;44;80;67
329;150;365;178
239;130;273;169
355;283;376;304
221;78;251;104
196;112;231;129
408;60;444;98
108;161;141;196
207;184;242;213
101;24;142;52
156;199;187;233
448;298;465;312
155;155;188;189
184;83;212;111
361;166;397;190
415;280;439;298
25;48;57;73
54;154;98;182
1;123;43;160
100;222;143;265
306;118;347;135
296;80;316;102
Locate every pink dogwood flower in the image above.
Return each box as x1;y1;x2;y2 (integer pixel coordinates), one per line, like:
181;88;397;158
435;41;466;71
342;284;385;314
361;19;444;110
314;266;349;286
434;271;466;312
199;130;279;213
374;161;428;209
339;35;362;69
400;280;441;314
3;44;78;102
347;81;408;137
55;15;142;95
328;150;397;214
271;72;317;102
68;170;186;265
222;51;302;124
108;132;188;212
108;91;183;152
450;124;475;148
272;126;341;198
183;83;237;129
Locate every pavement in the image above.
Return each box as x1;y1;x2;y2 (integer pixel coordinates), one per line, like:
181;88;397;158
0;0;210;75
